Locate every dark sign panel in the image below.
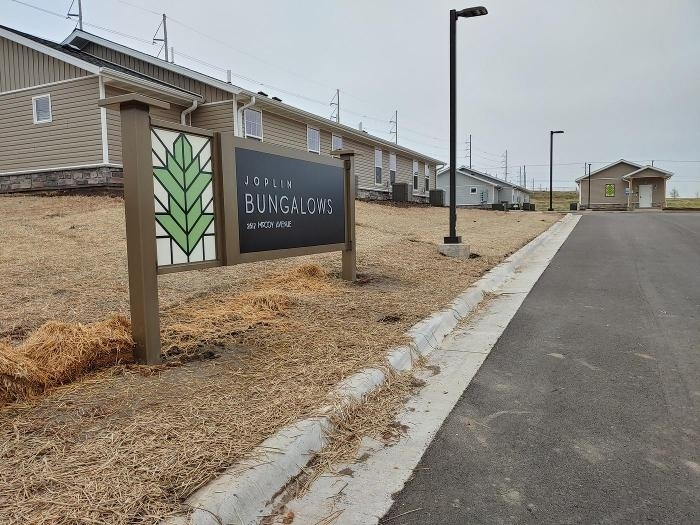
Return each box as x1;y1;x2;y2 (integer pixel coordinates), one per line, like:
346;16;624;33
234;147;346;253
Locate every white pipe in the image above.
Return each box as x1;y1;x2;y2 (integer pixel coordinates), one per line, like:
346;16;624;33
181;99;198;125
236;96;256;137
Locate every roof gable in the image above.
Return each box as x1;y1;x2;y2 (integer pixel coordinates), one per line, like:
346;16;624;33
622;166;673;179
574;159;643;182
63;29;243;97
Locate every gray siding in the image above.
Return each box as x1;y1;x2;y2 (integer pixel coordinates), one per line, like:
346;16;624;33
0;36;90;92
83;43;232;103
437;172;494;206
0;76;102;173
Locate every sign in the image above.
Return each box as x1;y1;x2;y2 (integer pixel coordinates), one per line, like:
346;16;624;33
234;146;345;253
625;188;631;196
152;126;217;267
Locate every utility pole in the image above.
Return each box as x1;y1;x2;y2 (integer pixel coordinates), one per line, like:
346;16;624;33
170;47;175;64
153;14;169;62
390;110;398;144
503;149;508;181
469;134;472;169
523;165;527;189
519;166;522;186
68;0;83;30
330;89;340;123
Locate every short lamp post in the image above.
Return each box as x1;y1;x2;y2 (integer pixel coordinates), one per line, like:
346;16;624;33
445;5;488;243
548;130;564;211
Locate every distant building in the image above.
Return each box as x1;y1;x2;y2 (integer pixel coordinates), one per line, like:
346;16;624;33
575;159;673;210
436;166;531;207
0;25;443;199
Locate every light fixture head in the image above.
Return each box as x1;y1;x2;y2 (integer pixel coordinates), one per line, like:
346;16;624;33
551;130;565;134
456;6;488;18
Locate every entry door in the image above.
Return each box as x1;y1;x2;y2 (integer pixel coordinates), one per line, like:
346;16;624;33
639;185;653;208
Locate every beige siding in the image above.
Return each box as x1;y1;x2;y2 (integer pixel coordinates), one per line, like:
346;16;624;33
397;155;413;187
105;86;185;165
578;162;639;207
0;36;91;92
343;136;376;190
261;110;307;151
83;43;231;102
191;102;234;132
0;76;102;172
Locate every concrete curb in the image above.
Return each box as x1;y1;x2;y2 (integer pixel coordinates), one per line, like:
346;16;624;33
170;214;577;525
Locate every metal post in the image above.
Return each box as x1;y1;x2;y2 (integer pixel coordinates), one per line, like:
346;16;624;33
340;152;356;281
77;0;83;30
120;101;162;364
445;9;460;243
336;88;340;123
587;162;592;209
549;131;554;211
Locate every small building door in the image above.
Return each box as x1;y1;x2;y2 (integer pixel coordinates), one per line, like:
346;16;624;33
639;184;653;208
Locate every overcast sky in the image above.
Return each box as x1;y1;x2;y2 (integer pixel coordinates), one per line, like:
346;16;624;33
5;0;700;195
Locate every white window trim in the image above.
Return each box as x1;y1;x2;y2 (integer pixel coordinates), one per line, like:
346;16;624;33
413;160;419;193
374;149;383;185
424;164;430;193
389;153;397;184
32;94;52;124
331;133;343;151
243;108;263;140
307;125;321;154
470;186;478;194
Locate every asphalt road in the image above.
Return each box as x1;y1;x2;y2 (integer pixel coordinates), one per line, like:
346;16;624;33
382;212;700;525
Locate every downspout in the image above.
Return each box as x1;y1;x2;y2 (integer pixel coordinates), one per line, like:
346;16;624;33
181;99;198;125
236;96;256;137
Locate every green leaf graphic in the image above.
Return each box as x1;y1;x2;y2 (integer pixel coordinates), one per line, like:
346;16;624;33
154;133;214;256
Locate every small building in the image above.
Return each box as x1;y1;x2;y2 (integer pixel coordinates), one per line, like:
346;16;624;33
436;166;531;207
576;159;673;210
0;25;443;199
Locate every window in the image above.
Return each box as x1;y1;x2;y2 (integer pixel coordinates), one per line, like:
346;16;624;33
331;134;343;151
413;160;419;191
470;186;478;194
375;149;382;184
424;164;430;192
307;126;320;154
605;184;615;197
32;94;52;124
389;153;396;184
244;108;262;140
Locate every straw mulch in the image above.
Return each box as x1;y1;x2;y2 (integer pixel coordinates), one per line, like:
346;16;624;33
0;316;133;405
0;195;561;524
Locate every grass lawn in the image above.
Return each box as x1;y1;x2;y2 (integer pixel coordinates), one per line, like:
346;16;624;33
0;195;561;523
530;190;579;211
665;198;700;209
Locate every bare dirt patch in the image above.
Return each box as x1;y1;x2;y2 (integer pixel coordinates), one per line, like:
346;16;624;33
0;195;560;523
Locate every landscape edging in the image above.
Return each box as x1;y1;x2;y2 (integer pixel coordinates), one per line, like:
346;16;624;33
171;214;575;525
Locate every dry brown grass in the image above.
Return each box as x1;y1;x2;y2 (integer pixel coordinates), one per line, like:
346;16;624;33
0;194;561;524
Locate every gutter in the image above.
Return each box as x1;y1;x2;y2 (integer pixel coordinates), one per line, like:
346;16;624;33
236;96;256;137
181;100;198;125
99;68;203;105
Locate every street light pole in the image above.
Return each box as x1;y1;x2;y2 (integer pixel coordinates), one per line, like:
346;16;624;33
548;130;564;211
445;6;487;244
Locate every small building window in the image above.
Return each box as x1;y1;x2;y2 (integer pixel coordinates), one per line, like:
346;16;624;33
605;184;615;197
424;164;430;192
389;153;396;184
244;108;262;140
470;186;478;194
375;149;382;184
331;134;343;151
32;94;52;124
413;160;419;191
307;126;320;154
